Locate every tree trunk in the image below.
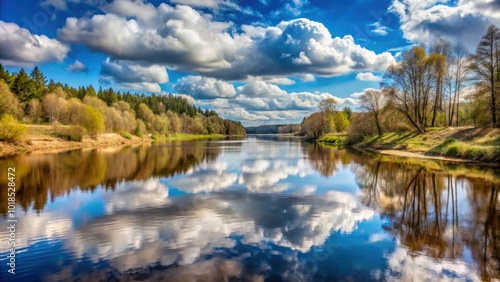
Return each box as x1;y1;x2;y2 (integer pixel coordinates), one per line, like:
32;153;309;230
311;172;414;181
431;76;441;127
491;76;497;127
375;114;382;136
404;111;425;133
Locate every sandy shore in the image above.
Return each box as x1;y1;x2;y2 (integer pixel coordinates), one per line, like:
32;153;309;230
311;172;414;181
0;132;152;158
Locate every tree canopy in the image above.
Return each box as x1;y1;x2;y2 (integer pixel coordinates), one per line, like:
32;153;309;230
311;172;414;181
0;65;246;138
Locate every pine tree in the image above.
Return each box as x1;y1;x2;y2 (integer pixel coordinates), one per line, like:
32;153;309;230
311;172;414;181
30;66;47;99
47;79;60;93
77;86;86;99
12;69;35;102
0;64;14;86
87;85;97;97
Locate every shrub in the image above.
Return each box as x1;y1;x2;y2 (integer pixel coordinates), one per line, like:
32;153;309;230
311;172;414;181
53;125;86;142
443;137;457;145
151;132;162;142
0;114;27;142
82;106;105;139
463;146;485;160
135;119;146;138
445;143;460;156
120;131;132;140
0;81;22;118
333;112;349;132
318;134;346;146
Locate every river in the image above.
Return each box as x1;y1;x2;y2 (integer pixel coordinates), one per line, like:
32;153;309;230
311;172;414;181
0;136;499;281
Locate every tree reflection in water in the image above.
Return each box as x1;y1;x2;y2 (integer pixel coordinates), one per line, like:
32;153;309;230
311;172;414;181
0;139;499;281
0;140;222;215
350;151;500;281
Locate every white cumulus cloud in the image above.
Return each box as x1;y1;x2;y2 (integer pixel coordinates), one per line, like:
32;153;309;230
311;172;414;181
100;58;169;93
174;76;236;99
390;0;500;51
67;59;89;73
58;2;396;79
355;72;382;81
0;21;69;67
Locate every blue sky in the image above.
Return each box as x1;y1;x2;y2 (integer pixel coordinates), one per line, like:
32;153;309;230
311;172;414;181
1;0;499;125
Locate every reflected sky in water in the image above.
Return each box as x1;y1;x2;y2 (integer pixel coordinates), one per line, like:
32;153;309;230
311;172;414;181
0;136;499;281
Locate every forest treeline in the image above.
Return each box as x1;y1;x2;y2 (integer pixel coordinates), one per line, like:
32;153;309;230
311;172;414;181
0;66;245;141
299;24;500;142
246;124;301;134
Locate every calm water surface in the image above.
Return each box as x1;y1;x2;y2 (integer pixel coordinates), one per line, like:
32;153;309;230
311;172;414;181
0;136;499;281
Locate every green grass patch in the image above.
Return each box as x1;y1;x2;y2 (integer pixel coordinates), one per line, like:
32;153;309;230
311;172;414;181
356;132;426;150
426;127;445;131
444;143;460;156
406;141;429;150
440;140;499;161
52;125;86;142
134;129;143;138
168;133;225;141
119;131;132;140
318;133;347;146
393;132;419;143
443;137;457;145
151;133;167;143
477;136;500;146
354;128;500;163
358;135;383;147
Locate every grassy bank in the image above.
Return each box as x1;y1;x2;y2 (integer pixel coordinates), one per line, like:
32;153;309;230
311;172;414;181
317;133;347;146
0;125;237;157
167;133;225;141
135;132;228;143
354;127;500;162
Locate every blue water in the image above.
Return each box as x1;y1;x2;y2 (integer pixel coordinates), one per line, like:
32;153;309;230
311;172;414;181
0;136;498;281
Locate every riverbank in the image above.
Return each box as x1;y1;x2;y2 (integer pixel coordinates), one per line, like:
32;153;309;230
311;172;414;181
352;126;500;165
317;133;347;146
165;133;225;141
0;125;152;157
0;125;233;158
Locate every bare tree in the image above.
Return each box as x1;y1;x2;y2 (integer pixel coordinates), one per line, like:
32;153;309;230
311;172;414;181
359;89;386;136
430;39;452;127
383;47;435;133
429;53;447;127
468;24;500;127
450;42;469;126
42;92;67;124
28;99;42;124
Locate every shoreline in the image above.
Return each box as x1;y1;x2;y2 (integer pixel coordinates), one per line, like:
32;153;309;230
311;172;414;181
0;132;235;158
357;146;500;168
0;132;153;158
344;127;500;168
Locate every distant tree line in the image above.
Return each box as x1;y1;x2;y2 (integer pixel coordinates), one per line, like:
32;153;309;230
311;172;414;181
245;99;352;139
299;98;351;139
0;65;245;141
244;102;351;138
246;124;301;134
